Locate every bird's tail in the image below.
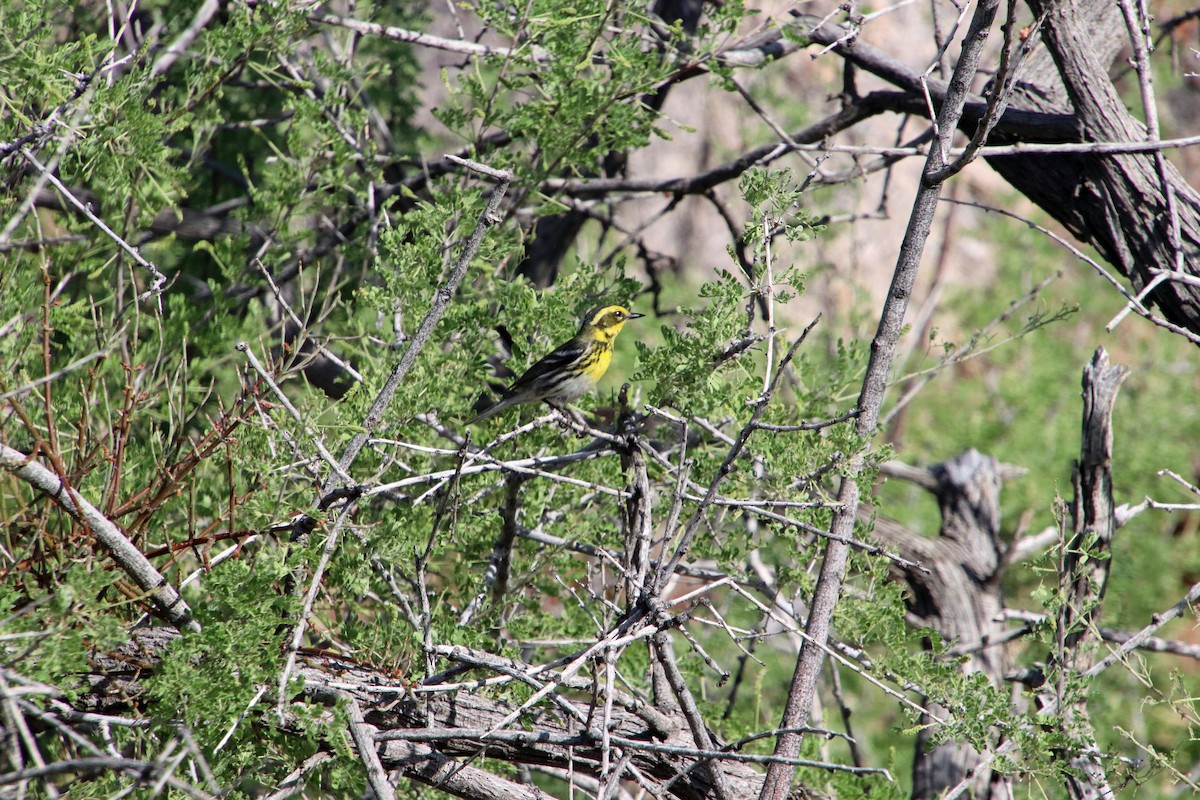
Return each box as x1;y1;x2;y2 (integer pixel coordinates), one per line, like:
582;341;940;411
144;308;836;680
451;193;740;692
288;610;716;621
467;395;514;425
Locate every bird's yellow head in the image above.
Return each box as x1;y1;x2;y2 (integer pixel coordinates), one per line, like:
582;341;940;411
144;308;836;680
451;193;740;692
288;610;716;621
580;305;644;343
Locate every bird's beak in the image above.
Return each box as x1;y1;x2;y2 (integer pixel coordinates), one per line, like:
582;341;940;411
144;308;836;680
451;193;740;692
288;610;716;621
629;312;645;319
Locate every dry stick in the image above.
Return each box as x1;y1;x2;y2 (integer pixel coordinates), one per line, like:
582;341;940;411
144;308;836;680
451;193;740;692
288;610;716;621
322;156;511;496
1103;0;1191;340
309;10;550;61
880;265;1065;430
0;445;199;633
932;0;1043;181
261;751;334;800
370;727;888;774
1085;577;1200;679
943;197;1200;345
19;149;167;302
1050;349;1125;800
368;442;623;498
284;156;509;502
238;343;354;484
827;663;864;769
16;699;108;762
424;645;676;736
632;420;923;569
346;696;396;800
943;354;1130;800
967;610;1200;662
622;443;654;605
0;347;116;403
510;523;740;593
651;628;734;800
0;77;95;246
150;0;220;76
1117;0;1185;275
458;474;522;626
178;728;218;795
724;577;932;717
276;500;358;721
544;92;900;199
376;739;557;800
0;671;60;800
597;647;618;794
550;133;1200;199
756;2;1003;797
0;69;93;159
471;617;662;739
254;258;364;383
0;758;218;800
408;619;665;790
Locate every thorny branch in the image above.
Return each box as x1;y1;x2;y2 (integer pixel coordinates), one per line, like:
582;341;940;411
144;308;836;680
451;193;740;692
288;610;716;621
0;445;198;633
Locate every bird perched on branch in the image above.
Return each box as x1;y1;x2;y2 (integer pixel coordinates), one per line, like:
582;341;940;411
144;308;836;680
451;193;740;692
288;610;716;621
469;304;644;424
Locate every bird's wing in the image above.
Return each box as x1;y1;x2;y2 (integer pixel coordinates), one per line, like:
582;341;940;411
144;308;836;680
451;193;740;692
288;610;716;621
469;335;588;424
508;335;588;392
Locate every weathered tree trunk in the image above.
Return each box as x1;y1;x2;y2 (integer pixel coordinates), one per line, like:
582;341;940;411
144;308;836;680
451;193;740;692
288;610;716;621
987;0;1200;337
795;0;1200;338
873;349;1130;799
873;449;1010;800
1050;348;1127;800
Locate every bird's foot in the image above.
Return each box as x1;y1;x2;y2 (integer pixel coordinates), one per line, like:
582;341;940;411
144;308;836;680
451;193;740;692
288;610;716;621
548;403;589;434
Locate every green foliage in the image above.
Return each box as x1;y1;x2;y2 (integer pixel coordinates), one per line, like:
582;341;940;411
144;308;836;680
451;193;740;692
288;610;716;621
740;166;825;248
4;0;1197;797
435;0;681;189
634;270;748;414
0;566;128;698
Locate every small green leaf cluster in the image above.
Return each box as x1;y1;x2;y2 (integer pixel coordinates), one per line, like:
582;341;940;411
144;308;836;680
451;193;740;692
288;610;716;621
740;166;825;249
633;270;751;416
436;0;681;185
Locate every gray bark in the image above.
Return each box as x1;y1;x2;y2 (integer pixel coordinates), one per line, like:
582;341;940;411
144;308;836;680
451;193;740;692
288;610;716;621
1052;348;1127;800
873;450;1009;800
795;0;1200;338
987;0;1200;337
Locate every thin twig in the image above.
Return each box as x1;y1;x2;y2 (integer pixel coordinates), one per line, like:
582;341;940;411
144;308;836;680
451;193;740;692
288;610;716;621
655;319;820;591
758;1;1003;795
309;11;550;62
19;149;167;301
